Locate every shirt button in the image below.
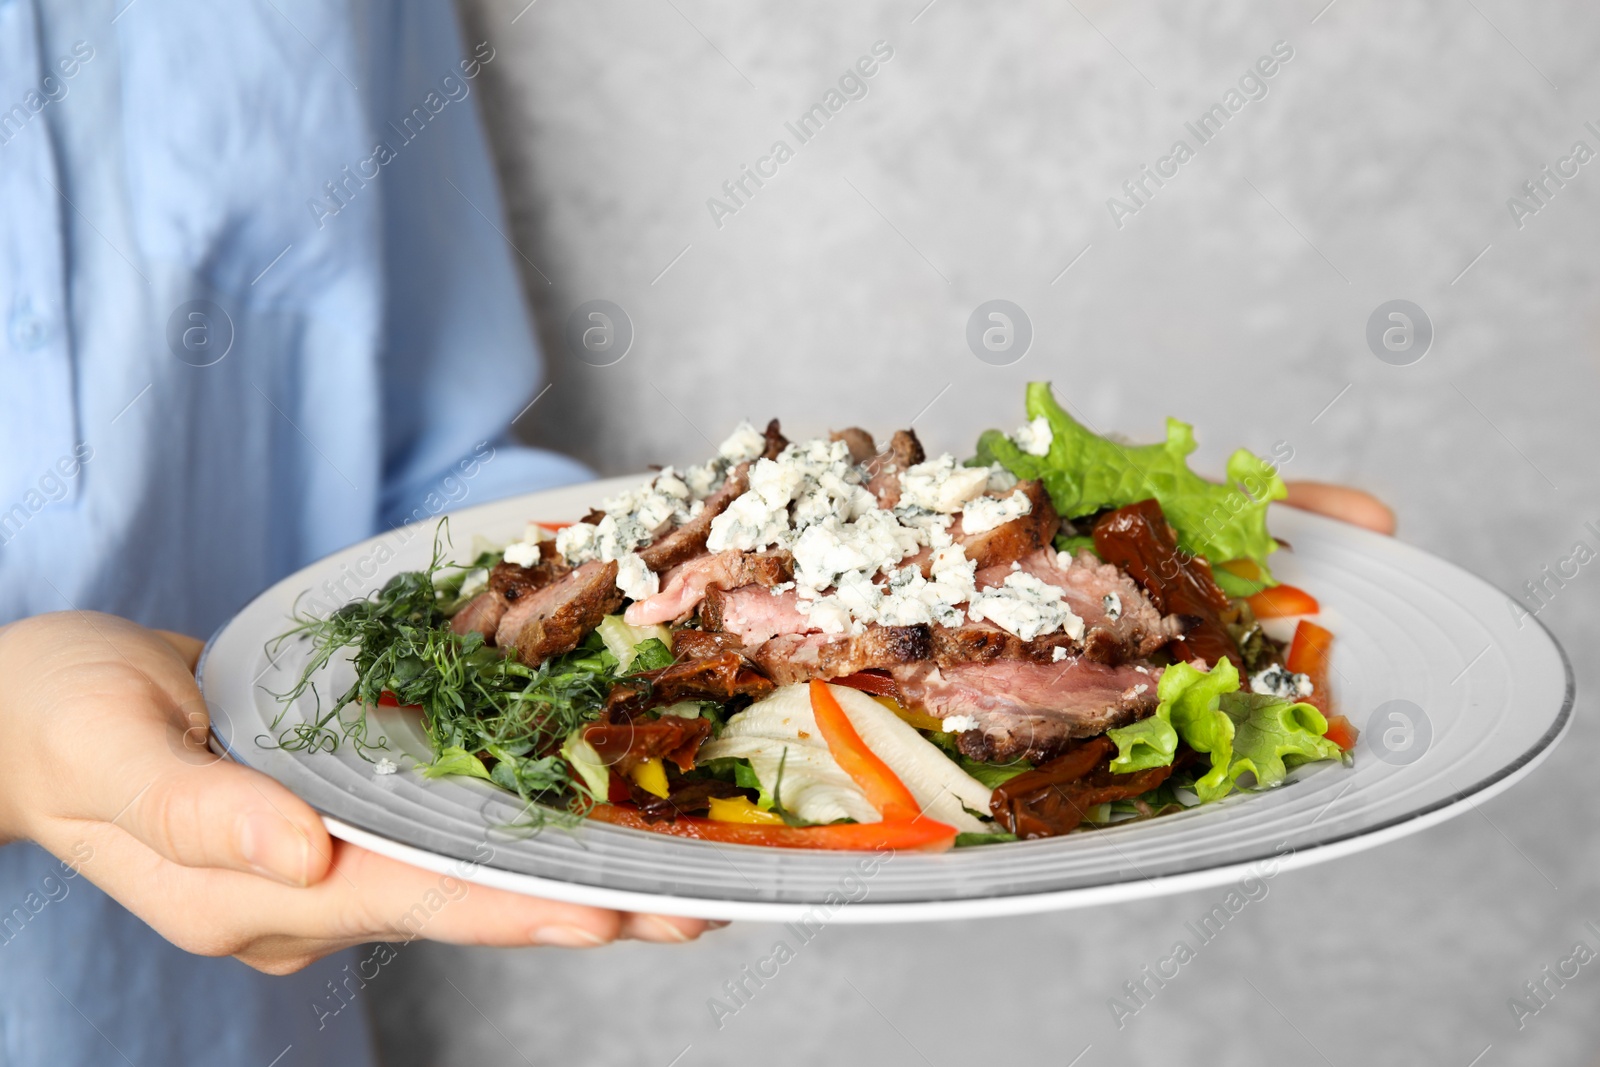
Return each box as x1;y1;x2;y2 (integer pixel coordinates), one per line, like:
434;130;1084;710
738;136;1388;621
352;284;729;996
8;308;51;351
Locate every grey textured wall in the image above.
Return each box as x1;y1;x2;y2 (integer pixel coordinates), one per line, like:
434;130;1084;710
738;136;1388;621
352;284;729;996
374;2;1600;1064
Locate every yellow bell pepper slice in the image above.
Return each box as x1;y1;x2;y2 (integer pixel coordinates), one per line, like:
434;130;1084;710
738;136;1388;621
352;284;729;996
874;694;946;733
706;796;787;825
628;757;670;798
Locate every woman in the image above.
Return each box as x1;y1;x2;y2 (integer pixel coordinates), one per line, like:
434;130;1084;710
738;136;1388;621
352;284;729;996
0;3;713;1063
0;2;1392;1063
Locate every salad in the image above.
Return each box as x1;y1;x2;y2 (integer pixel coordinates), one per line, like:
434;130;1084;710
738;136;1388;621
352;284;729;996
277;383;1356;850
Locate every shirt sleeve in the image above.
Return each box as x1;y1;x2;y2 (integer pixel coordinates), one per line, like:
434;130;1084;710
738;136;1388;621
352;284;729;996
370;0;590;532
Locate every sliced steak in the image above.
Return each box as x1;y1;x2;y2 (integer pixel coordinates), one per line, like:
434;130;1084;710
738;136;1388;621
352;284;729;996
928;619;1078;669
864;428;925;508
748;625;932;685
497;560;624;665
890;657;1161;763
976;547;1167;664
624;549;794;626
450;551;569;642
951;480;1059;572
670;629;749;659
699;584;812;646
449;592;507;641
830;427;877;464
636;460;752;574
1093;499;1240;669
490;551;568;600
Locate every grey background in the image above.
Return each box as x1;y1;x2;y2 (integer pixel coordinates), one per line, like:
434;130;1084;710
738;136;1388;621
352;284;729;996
375;1;1600;1064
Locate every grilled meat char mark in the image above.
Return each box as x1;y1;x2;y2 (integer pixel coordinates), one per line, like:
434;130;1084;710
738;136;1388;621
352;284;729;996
890;657;1160;764
1092;498;1240;669
495;559;625;665
747;625;933;686
449;548;569;642
928;619;1078;669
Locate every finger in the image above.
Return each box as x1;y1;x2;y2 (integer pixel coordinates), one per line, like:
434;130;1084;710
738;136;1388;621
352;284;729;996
620;912;712;943
1282;481;1396;535
55;824;625;971
153;630;205;673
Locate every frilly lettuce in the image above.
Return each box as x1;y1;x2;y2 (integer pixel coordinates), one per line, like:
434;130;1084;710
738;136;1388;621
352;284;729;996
973;382;1287;582
1107;659;1346;803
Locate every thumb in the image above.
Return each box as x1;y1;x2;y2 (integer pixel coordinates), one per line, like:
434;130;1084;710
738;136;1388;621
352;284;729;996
110;716;334;887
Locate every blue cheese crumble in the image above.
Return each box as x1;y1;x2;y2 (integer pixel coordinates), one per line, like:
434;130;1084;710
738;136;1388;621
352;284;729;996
968;572;1085;642
1013;415;1053;456
898;454;993;513
1250;664;1314;699
960;488;1032;535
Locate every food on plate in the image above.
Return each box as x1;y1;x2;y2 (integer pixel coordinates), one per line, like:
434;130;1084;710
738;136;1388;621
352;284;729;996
277;383;1353;848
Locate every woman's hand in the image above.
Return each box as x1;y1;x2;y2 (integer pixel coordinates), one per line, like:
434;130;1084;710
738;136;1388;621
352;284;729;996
0;612;714;975
1282;481;1395;535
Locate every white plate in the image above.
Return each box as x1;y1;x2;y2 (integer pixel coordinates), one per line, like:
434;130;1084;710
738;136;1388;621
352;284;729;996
198;478;1573;922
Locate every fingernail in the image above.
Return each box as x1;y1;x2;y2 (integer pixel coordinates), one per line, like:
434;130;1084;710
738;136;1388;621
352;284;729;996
644;915;693;943
237;812;309;887
532;924;607;948
707;920;732;929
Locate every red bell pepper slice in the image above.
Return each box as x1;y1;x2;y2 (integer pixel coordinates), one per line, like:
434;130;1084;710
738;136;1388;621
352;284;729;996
1321;715;1359;752
1246;584;1320;618
809;679;922;822
1285;619;1340;727
586;804;955;851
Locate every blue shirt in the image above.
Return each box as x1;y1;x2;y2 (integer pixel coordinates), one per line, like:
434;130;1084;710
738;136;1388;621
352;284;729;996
0;1;589;1063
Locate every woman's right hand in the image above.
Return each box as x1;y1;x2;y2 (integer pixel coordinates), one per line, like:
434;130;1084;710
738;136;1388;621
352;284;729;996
0;611;714;974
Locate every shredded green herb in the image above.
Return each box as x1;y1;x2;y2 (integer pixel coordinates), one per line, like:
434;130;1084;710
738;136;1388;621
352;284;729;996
269;526;621;824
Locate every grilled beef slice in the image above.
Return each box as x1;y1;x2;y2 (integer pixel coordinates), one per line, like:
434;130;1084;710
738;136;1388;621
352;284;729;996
635;460;752;574
890;657;1160;764
496;559;624;665
747;625;933;685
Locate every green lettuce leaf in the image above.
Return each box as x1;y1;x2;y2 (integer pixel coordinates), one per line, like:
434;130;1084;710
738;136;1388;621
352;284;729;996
1107;659;1345;803
958;755;1034;789
1106;659;1237;774
420;745;493;781
1217;693;1345;791
1107;659;1243;800
1211;567;1271;598
954;831;1019;848
973;382;1287;577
